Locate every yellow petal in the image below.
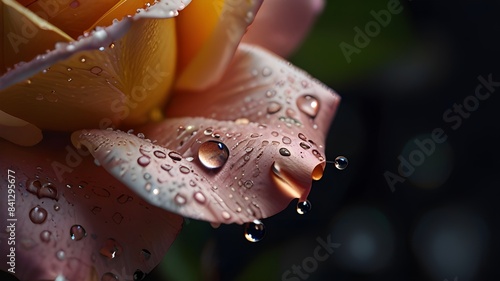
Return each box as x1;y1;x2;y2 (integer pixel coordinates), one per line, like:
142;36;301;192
0;1;190;132
175;0;262;91
0;109;42;146
1;0;72;75
22;0;121;39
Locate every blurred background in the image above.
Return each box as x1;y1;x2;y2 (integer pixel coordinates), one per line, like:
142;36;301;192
148;0;500;280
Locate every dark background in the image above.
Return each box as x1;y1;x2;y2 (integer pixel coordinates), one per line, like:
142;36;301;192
153;1;500;281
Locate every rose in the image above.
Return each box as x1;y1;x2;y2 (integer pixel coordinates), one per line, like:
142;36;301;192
0;0;340;280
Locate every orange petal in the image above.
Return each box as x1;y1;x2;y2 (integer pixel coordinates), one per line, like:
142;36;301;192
175;0;263;91
0;134;183;280
0;0;189;133
1;0;72;76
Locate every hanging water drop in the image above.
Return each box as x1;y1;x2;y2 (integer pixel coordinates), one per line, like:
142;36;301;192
198;141;229;169
296;95;319;118
334;156;348;170
244;220;266;242
296;200;312;215
70;224;87;241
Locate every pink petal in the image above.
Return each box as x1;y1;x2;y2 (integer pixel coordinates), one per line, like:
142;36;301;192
73;44;340;224
0;134;183;280
242;0;325;57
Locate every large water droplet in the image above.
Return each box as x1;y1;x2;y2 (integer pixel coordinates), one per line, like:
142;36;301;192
29;206;47;224
296;200;312;215
198;141;229;169
70;225;87;241
99;238;123;259
26;179;41;194
296;95;319;118
279;148;291;157
244;220;266;242
334;156;348;170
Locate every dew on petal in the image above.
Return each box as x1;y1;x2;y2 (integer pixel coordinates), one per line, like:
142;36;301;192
29;206;47;224
279;148;291;157
133;270;146;281
56;250;65;260
282;136;292;144
300;142;311;150
174;194;186;205
296;95;319;118
179;166;190;174
38;183;58;200
70;225;87;241
26;179;42;195
40;230;51;243
244;220;266;242
99;238;123;259
137;156;150;167
90;66;103;75
267;101;282;114
140;249;151;262
153;150;166;159
222;211;231;220
198;141;229;169
168;151;182;162
193;192;206;204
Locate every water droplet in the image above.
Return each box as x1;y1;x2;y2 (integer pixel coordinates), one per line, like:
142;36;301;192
153;150;166;158
29;206;47;224
222;211;231;220
282;136;292;144
80;56;86;63
262;67;272;77
279;148;291;157
56;250;65;260
70;225;87;241
54;204;60;211
38;183;58;200
300;142;311;150
244;220;265;242
90;66;102;75
267;101;282;114
298;133;307;141
193;192;206;203
271;131;279;137
99;238;123;259
198;141;229;169
133;270;146;281
296;200;312;215
243;180;254;189
179;166;190;174
265;89;276;98
296;95;319;118
109;43;115;49
203;128;213;135
334;156;348;170
101;272;119;281
174;194;186;205
140;249;151;262
35;93;44;101
168;151;182;161
40;230;51;243
137;156;150;167
26;179;41;194
250;133;260;138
